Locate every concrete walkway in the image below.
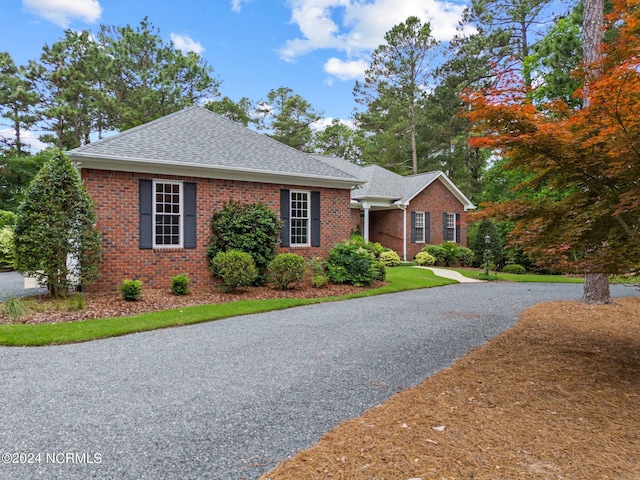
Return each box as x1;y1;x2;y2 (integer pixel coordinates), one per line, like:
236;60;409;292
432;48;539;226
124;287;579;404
417;266;486;283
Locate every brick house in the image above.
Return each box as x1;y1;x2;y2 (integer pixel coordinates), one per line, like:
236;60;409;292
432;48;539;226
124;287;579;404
68;107;363;291
314;155;476;261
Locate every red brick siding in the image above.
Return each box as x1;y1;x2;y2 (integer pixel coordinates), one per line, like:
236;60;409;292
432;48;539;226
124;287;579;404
368;178;469;260
350;208;363;235
82;169;352;291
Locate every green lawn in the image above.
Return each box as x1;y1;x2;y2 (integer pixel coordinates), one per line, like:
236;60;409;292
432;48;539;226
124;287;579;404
0;267;454;347
450;267;584;283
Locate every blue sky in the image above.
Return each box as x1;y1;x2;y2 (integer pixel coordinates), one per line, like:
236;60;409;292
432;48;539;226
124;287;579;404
2;0;472;148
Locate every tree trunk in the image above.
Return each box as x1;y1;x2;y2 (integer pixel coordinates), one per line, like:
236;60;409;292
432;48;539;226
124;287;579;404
410;102;418;175
583;0;605;66
581;0;607;305
582;273;611;304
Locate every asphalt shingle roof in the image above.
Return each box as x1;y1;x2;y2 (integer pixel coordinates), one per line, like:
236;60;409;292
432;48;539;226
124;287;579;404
70;107;358;181
312;154;475;209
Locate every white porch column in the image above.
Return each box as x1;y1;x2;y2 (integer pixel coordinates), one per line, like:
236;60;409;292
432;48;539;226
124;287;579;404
362;202;371;242
401;205;407;261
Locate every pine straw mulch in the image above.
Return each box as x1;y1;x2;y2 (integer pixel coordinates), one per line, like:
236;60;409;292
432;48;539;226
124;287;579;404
0;281;372;325
262;296;640;480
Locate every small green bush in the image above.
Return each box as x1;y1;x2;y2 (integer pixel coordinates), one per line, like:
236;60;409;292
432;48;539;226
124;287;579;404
0;226;16;272
268;253;306;290
210;250;258;292
326;240;378;286
308;257;328;288
120;279;142;301
3;297;26;320
456;246;475;267
379;250;401;267
311;274;329;288
502;263;526;274
421;245;448;265
66;294;85;312
308;256;326;276
415;251;436;266
171;274;190;295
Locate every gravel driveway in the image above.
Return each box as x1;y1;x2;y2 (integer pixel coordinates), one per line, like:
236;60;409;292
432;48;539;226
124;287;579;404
0;282;636;479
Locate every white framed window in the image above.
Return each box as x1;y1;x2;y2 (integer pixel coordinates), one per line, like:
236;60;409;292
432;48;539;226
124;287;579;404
414;212;425;243
445;213;456;242
290;190;310;246
154;180;182;247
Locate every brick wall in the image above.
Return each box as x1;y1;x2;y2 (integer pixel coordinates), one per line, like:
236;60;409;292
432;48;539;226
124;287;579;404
368;178;470;260
82;169;353;291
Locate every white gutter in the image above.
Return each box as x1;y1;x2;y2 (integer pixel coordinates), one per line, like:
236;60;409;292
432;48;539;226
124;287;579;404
69;153;365;190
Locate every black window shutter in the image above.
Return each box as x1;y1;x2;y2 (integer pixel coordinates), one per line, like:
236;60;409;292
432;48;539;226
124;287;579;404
455;213;461;244
280;189;290;247
410;211;416;242
311;191;320;247
443;213;448;241
183;182;197;249
139;179;153;249
425;212;431;243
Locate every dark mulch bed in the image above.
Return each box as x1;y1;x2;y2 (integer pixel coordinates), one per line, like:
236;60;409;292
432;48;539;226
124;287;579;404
1;282;373;325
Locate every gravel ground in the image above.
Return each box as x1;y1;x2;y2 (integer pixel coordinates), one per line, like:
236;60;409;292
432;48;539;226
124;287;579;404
0;282;636;480
0;272;47;301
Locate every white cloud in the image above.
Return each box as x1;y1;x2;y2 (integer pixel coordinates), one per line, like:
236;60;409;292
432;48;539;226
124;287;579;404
324;57;368;80
279;0;472;81
22;0;102;28
230;0;250;12
170;33;205;55
312;117;356;131
0;129;48;153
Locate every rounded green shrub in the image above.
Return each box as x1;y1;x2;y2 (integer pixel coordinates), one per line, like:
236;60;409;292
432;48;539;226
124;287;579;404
210;250;258;292
171;274;190;295
415;251;436;266
326;241;378;286
207;201;281;280
379;250;401;267
438;243;460;266
268;253;306;290
120;279;142;301
502;263;527;274
421;245;447;265
456;246;475;267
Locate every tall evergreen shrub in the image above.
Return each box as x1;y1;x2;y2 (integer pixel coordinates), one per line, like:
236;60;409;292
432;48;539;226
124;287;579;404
14;152;101;297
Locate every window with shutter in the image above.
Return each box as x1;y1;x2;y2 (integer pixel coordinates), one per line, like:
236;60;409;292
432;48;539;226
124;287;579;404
281;189;320;247
139;179;196;249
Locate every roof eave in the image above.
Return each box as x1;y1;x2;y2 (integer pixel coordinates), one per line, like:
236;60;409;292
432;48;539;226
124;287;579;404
70;153;365;189
404;172;476;210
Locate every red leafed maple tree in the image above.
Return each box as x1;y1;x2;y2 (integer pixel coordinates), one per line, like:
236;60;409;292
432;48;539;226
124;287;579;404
466;0;640;304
